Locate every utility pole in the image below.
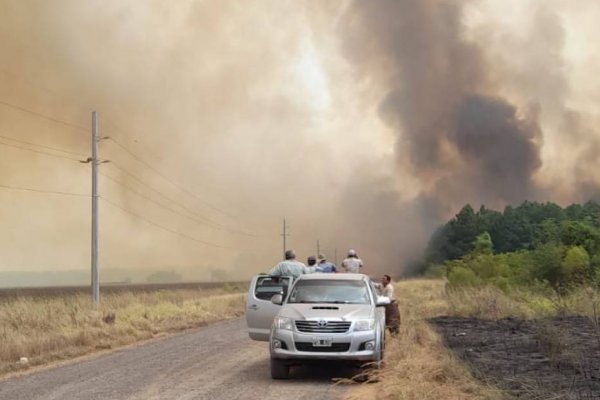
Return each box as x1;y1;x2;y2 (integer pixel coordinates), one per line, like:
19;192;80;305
334;247;338;266
91;111;99;306
280;218;289;259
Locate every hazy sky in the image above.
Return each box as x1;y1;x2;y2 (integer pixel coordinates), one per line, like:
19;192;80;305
0;0;599;282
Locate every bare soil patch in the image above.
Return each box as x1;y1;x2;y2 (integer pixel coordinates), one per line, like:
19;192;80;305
432;316;600;399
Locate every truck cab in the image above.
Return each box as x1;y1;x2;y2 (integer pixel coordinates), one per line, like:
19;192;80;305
246;273;390;379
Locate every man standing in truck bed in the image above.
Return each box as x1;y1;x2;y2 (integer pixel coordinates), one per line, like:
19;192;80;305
316;254;336;273
269;250;307;278
341;249;363;273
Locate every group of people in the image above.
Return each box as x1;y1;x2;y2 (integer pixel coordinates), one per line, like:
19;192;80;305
268;248;400;334
268;249;364;278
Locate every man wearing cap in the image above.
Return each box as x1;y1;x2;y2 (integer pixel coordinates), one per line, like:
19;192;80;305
269;250;307;278
341;249;363;273
315;254;337;273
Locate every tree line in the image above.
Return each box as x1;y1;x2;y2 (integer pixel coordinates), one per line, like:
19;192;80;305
424;201;600;291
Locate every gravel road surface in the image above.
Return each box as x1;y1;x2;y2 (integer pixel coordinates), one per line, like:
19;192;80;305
0;319;353;400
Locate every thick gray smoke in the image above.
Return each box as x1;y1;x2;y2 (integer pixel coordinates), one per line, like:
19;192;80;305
341;0;544;208
453;95;542;202
1;0;600;284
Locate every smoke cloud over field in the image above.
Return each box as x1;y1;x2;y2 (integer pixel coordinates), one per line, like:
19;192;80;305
0;0;599;283
335;0;600;268
341;0;545;206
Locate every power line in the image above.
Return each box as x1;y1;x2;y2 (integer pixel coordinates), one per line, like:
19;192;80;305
105;161;258;237
103;134;235;218
0;182;89;197
106;162;220;226
0;133;86;157
0;102;269;237
98;118;276;237
0;140;84;162
0;98;87;133
100;196;226;248
100;171;223;230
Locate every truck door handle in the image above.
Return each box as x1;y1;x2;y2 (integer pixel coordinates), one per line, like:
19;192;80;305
249;304;258;310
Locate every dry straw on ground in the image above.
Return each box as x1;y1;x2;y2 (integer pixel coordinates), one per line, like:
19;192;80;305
0;287;245;375
348;280;600;400
347;280;502;400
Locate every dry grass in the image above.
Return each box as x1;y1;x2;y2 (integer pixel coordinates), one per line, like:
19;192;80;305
447;285;600;320
0;286;245;375
349;280;600;400
348;279;502;400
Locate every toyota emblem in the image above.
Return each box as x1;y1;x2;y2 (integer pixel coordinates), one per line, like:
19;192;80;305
317;320;328;327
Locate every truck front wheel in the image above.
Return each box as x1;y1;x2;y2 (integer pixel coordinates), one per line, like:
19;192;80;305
270;358;290;379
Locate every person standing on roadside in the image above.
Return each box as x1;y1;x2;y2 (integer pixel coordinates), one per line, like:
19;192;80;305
269;250;307;279
341;249;363;273
375;274;400;335
376;274;394;300
315;254;337;273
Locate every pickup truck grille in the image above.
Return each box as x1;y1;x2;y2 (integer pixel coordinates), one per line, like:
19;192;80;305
295;342;351;352
295;320;351;333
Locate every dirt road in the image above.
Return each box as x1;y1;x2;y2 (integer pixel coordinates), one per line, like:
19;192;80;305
0;319;352;400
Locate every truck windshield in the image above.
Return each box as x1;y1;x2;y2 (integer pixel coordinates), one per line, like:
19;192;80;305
287;280;370;304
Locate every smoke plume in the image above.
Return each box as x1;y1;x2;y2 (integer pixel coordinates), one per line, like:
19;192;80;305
341;0;544;208
1;0;600;283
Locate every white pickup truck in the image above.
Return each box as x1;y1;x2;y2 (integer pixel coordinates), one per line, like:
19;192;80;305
246;273;390;379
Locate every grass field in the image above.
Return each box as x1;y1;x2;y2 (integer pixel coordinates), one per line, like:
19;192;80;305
5;278;599;397
348;280;501;400
0;284;246;376
349;280;600;400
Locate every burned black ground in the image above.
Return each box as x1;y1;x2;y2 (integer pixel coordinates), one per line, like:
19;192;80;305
431;316;600;399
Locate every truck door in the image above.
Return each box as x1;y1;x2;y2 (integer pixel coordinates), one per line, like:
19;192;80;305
246;275;292;341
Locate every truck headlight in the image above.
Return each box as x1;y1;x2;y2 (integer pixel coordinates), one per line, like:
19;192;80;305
274;316;293;331
354;319;375;331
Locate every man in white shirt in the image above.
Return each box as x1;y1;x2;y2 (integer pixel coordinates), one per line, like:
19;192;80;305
269;250;307;278
375;274;400;334
376;274;394;300
341;249;364;273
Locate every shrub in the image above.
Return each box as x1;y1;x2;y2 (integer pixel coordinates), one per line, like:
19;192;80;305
561;246;590;284
447;266;481;288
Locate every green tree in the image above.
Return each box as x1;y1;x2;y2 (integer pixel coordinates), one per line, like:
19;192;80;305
582;201;600;228
424;205;480;263
533;219;561;246
424;225;450;264
467;254;506;280
531;243;564;290
560;221;600;255
473;231;493;254
424;200;600;289
561;246;590;284
446;204;479;259
447;266;481;288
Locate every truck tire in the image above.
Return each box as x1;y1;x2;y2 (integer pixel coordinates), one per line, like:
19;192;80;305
372;329;385;370
270;358;290;379
379;329;386;361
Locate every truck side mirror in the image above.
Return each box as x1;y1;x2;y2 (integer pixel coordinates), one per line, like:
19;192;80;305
271;294;283;305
